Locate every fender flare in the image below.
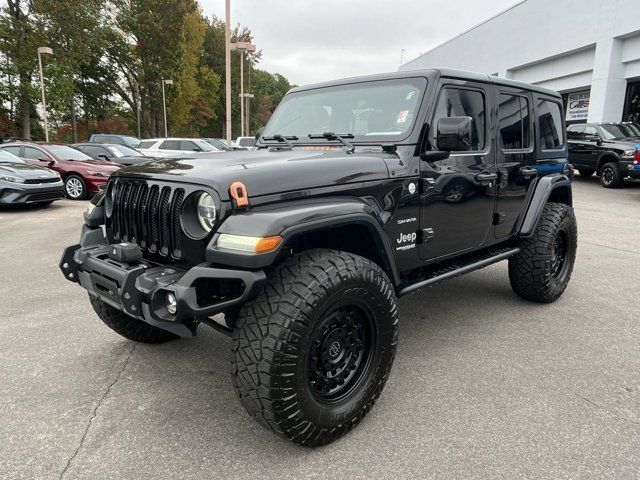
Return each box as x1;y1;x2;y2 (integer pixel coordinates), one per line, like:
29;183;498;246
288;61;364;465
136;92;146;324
206;197;401;285
596;151;620;171
518;174;572;238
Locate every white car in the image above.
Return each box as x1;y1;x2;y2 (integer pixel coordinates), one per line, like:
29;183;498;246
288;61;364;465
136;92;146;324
136;138;220;158
235;136;256;149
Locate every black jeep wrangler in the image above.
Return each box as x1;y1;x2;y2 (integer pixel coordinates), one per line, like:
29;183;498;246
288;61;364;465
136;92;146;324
61;69;577;447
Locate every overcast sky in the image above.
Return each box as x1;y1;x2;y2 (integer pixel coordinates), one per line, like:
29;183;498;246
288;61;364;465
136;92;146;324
200;0;519;86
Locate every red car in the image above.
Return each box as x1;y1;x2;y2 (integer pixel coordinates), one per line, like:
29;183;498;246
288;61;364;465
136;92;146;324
0;142;122;199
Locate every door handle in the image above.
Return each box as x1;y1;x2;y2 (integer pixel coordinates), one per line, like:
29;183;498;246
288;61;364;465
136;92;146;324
475;172;498;184
519;166;538;178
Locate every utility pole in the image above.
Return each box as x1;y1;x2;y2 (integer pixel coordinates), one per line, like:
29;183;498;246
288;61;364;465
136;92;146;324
161;79;172;137
225;0;232;145
231;41;256;137
37;46;53;142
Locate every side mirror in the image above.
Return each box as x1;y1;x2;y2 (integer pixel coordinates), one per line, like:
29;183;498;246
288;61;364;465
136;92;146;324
192;147;201;152
255;127;264;141
39;156;55;165
97;154;110;161
436;116;474;152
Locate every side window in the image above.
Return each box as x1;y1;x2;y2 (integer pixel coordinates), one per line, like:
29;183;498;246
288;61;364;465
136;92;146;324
537;99;564;150
160;140;180;150
498;94;530;150
3;146;21;156
180;140;198;151
84;146;106;157
431;87;486;151
23;147;48;160
93;136;108;143
138;140;156;149
584;125;598;136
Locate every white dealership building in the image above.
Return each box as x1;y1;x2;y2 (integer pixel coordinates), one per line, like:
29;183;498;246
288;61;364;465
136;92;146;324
400;0;640;125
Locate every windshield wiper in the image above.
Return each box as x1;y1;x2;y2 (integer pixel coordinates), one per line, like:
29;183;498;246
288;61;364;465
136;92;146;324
261;134;298;148
308;132;355;152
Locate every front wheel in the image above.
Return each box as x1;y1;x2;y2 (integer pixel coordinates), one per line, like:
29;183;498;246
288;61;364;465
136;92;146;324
231;249;398;447
509;202;577;303
599;162;623;188
65;174;88;200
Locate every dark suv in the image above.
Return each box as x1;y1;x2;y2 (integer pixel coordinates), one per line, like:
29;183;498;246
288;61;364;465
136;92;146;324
567;122;640;187
61;69;577;447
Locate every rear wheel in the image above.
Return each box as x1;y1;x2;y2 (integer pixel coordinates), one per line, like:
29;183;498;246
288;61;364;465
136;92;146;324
578;169;594;178
89;295;179;343
509;202;577;303
599;162;623;188
231;249;398;447
65;174;87;200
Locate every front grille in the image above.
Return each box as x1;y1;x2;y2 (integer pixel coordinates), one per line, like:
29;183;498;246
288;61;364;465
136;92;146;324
24;177;60;184
27;191;64;202
109;179;185;259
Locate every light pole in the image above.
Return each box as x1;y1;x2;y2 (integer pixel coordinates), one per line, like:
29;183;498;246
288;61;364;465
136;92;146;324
161;79;172;138
225;0;232;145
37;46;53;142
231;41;256;137
400;48;406;67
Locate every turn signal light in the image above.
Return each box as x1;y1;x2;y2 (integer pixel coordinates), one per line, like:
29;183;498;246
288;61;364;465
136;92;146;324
216;234;283;254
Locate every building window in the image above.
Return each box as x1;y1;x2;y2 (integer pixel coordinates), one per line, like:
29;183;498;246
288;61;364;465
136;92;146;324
431;87;486;151
536;100;564;150
623;80;640;123
498;94;530;150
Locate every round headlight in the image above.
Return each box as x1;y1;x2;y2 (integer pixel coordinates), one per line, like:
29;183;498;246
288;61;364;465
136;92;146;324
197;192;217;231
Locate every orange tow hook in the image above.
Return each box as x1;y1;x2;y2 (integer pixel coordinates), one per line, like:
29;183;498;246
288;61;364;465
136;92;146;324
229;181;250;209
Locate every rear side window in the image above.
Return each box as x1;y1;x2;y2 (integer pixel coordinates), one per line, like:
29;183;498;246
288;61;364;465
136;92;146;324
431;87;486;151
498;94;530;150
238;138;255;147
93;135;109;143
138;140;156;149
537;100;564;150
2;146;21;156
160;140;180;150
566;124;585;139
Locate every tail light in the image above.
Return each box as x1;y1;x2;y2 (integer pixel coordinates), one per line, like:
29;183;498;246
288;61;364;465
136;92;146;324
634;148;640;165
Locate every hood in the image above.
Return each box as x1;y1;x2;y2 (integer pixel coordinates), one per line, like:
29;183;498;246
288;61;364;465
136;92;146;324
604;137;640;147
76;158;122;169
113;148;393;200
0;162;60;180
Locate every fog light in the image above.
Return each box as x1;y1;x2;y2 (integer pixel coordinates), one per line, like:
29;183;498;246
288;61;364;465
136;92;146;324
166;292;177;315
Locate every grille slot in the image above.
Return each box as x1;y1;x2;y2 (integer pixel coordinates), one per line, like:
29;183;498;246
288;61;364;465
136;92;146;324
110;180;186;259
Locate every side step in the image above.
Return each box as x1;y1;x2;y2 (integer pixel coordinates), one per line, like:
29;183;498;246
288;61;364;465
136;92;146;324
397;247;520;297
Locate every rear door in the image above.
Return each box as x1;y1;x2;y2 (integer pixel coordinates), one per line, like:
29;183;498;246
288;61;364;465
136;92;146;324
493;87;536;239
419;80;497;260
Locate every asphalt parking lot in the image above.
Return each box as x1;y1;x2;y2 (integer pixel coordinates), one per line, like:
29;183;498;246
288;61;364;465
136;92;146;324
1;176;639;480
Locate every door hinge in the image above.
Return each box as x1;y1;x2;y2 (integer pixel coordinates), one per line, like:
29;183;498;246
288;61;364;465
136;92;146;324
493;212;506;225
417;228;435;244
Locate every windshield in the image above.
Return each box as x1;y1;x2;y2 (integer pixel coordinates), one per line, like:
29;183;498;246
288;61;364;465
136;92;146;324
109;144;143;157
122;136;140;148
600;123;640;140
261;77;426;142
47;145;93;161
0;149;25;164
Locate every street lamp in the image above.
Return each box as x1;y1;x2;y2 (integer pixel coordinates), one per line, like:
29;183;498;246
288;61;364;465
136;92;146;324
37;46;53;142
231;41;256;137
161;79;173;138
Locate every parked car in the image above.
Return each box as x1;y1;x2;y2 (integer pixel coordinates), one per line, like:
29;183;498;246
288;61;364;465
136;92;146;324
61;68;576;447
72;142;151;166
235;136;256;149
201;138;247;150
89;134;140;148
0;142;121;200
567;122;640;187
136;138;220;157
0;148;64;206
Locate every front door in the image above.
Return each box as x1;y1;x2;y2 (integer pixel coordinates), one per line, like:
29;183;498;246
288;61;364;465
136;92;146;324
494;87;537;238
419;82;497;261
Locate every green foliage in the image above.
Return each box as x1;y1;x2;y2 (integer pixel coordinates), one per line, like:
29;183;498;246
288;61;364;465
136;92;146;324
0;1;294;141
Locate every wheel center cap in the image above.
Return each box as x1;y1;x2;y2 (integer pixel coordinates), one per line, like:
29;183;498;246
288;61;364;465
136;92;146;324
328;340;341;358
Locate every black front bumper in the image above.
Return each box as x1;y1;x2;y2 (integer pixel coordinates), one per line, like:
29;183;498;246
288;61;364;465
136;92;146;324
60;241;266;337
0;184;65;204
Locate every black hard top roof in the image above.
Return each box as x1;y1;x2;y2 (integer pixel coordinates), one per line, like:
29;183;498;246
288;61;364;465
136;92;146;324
289;68;560;98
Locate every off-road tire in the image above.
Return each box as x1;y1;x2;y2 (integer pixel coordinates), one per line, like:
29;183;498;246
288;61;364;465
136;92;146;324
578;169;594;178
599;162;623;188
231;249;398;447
89;294;179;343
509;202;577;303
